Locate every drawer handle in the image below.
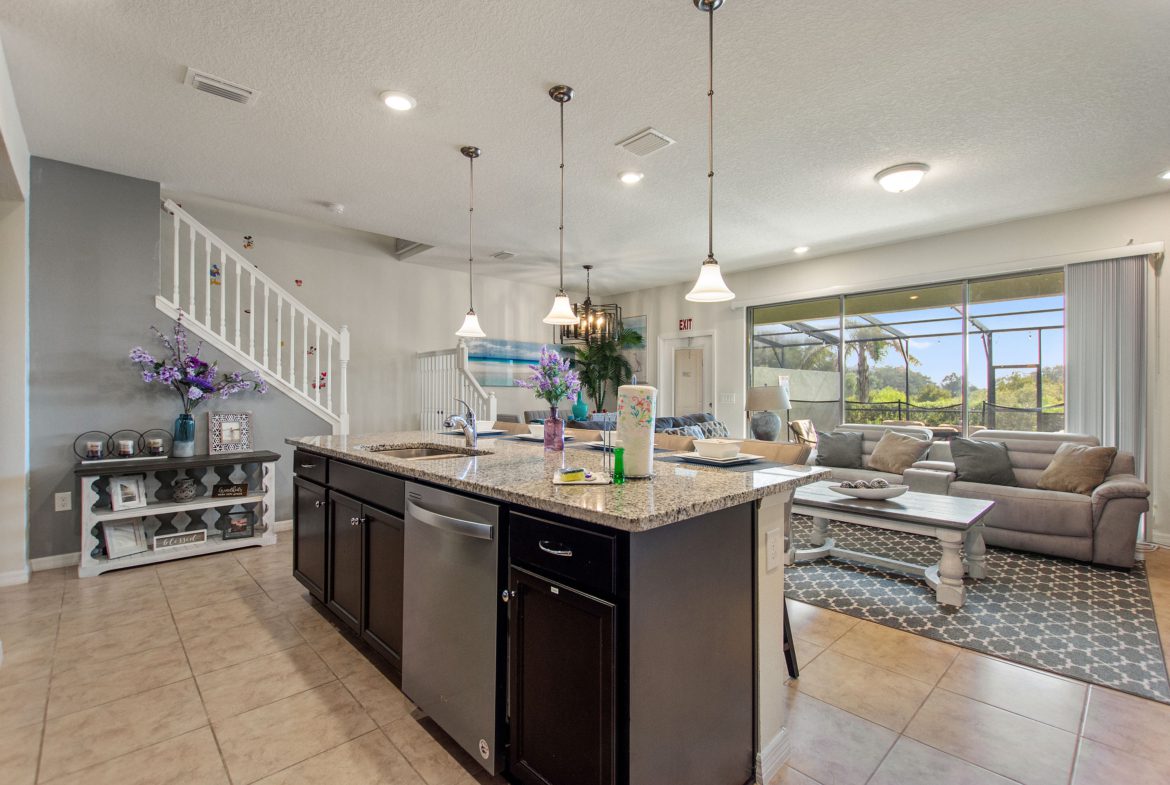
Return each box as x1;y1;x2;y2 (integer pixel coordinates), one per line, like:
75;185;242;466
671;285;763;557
314;500;323;509
538;540;573;558
300;463;317;469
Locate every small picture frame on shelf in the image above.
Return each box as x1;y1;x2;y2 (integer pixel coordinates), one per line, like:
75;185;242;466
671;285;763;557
101;520;149;559
108;474;147;511
209;412;253;453
223;515;255;540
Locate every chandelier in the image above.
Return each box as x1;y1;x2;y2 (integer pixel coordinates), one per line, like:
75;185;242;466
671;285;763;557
559;265;622;345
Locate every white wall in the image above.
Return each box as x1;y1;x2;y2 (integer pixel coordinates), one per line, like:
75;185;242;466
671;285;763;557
0;199;27;584
164;194;572;432
614;191;1169;542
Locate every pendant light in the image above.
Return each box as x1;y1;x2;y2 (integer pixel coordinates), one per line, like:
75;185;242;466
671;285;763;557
455;145;486;338
543;84;580;325
685;0;735;303
560;264;622;346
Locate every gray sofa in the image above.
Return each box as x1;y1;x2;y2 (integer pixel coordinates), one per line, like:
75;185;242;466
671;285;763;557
813;423;947;488
909;430;1149;568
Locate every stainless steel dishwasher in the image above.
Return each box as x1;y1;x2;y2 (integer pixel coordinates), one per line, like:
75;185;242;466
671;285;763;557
402;482;503;775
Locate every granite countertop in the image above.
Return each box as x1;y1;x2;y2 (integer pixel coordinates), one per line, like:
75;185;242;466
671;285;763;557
287;431;828;532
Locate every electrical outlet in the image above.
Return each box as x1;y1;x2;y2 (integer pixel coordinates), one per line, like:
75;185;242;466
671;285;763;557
766;528;782;572
54;492;72;512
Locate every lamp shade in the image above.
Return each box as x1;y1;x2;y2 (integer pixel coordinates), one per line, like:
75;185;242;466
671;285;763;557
685;260;735;302
543;292;578;325
455;310;486;338
747;384;791;412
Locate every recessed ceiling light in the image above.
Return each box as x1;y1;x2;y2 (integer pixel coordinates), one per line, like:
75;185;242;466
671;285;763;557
1159;169;1170;181
619;171;644;185
875;162;930;193
379;91;417;111
792;246;810;255
326;202;345;214
909;294;920;300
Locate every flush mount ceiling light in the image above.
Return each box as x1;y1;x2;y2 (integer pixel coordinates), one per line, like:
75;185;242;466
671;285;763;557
619;171;645;185
379;91;417;111
793;246;810;254
685;0;735;304
875;162;930;193
455;146;486;339
543;85;580;326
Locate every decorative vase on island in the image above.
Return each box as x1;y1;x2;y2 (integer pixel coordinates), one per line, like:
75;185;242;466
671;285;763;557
572;390;589;422
173;413;196;457
543;407;565;452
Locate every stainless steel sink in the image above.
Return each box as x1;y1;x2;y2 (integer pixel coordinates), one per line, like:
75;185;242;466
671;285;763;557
361;445;488;460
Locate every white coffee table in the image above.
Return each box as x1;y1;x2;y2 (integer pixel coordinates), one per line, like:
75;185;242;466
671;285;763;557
789;481;994;607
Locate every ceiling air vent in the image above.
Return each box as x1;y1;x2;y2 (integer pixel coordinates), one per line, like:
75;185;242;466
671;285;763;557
184;67;258;105
490;251;516;261
616;127;676;157
393;238;433;260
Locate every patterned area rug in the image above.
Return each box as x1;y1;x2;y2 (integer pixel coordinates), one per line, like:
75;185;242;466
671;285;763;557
785;515;1170;703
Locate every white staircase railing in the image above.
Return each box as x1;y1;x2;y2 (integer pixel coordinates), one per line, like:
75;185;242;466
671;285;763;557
158;199;349;434
416;345;498;431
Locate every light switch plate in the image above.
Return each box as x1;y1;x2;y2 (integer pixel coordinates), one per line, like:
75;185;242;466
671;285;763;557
765;527;782;572
719;392;737;404
55;492;72;512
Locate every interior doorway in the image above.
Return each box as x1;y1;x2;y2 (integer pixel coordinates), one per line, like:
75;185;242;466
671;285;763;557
657;332;716;418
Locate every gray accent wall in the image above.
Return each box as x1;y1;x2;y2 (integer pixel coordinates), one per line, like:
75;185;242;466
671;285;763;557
28;158;328;559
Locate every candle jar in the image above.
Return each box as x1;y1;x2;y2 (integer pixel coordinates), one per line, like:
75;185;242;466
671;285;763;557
85;441;104;460
117;439;135;458
146;438;165;456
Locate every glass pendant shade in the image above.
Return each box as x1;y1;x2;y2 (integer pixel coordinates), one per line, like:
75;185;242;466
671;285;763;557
543;292;578;325
456;309;486;338
686;259;735;302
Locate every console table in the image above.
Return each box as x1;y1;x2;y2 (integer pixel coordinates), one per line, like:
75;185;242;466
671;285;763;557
75;451;280;577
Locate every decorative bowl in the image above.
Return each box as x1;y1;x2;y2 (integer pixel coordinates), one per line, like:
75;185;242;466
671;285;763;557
693;438;742;460
528;424;544;438
475;420;496;433
829;484;909;500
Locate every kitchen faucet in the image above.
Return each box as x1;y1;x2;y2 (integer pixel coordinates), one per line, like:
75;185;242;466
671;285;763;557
443;399;477;448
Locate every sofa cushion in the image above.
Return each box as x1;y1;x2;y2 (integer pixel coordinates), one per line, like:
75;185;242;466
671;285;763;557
867;431;931;474
948;481;1094;538
949;438;1018;486
1036;443;1118;495
815;431;863;469
695;419;730;438
661;424;705;440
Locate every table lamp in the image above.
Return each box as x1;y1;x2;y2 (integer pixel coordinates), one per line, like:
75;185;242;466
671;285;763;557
746;384;791;441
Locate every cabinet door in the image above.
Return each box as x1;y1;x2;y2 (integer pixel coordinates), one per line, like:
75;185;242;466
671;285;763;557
292;478;328;601
328;492;363;632
509;568;615;785
363;506;404;666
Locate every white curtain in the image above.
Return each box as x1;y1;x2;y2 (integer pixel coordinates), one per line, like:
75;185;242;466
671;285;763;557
1065;255;1150;478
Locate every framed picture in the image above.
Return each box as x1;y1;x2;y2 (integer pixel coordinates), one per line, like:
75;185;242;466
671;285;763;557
108;474;147;511
209;412;252;453
101;520;149;558
223;515;255;540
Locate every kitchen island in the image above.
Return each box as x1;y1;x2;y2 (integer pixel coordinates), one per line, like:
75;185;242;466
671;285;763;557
288;431;826;785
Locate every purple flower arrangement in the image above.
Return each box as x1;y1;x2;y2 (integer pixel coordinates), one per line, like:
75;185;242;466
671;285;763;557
515;345;581;408
130;317;268;413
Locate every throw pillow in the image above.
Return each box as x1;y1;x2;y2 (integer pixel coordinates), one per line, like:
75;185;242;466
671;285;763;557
697;420;730;438
867;430;930;474
662;424;705;440
949;438;1018;486
1036;442;1117;495
815;431;863;469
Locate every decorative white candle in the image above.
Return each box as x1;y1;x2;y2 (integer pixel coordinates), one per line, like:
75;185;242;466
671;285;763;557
117;439;134;456
85;440;103;459
147;437;164;455
616;384;657;478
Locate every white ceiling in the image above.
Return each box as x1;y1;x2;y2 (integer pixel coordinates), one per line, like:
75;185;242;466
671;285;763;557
3;0;1169;295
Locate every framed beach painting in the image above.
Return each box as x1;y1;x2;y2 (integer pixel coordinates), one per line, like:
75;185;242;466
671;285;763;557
464;339;575;388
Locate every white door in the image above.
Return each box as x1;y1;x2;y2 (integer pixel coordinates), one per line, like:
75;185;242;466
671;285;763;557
674;347;705;415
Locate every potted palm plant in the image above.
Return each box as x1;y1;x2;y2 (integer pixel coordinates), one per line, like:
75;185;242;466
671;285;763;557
573;327;645;413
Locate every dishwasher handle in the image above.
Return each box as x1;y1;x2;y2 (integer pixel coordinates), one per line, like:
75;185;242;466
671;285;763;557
406;499;494;541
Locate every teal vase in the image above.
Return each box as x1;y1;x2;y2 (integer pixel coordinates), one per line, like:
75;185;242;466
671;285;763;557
173;413;196;457
572;390;589;422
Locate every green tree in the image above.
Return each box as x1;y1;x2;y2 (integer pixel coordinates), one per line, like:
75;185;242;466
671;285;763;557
572;327;644;412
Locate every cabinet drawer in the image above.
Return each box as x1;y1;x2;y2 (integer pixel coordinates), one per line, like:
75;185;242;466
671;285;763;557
293;450;328;485
510;513;616;596
330;461;405;516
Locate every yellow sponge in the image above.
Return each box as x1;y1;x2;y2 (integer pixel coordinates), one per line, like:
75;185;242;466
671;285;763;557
557;467;587;482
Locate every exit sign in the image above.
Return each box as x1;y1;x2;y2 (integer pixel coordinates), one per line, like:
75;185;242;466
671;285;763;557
679;318;693;331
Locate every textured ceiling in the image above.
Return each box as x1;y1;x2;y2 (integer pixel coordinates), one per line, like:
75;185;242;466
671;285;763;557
3;0;1169;295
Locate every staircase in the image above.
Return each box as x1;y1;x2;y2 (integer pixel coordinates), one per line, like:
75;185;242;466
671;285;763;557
157;199;349;434
416;345;498;431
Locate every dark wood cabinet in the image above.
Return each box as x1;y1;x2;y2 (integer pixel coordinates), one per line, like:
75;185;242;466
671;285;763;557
509;567;615;785
328;492;364;631
363;505;404;665
292;477;328;602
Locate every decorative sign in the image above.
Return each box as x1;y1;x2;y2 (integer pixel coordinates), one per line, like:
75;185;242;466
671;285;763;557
212;483;249;498
679;318;693;331
153;529;207;550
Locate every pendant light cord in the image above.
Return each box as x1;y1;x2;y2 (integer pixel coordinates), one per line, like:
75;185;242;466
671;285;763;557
559;99;566;292
707;6;715;261
468;155;475;311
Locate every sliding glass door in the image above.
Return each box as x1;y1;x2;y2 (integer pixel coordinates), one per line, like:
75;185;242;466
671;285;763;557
750;297;841;434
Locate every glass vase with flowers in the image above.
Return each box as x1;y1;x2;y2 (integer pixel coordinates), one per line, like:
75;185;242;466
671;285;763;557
515;345;581;452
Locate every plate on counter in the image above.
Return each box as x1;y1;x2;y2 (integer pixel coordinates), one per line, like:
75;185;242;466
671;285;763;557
677;452;764;467
514;434;574;442
440;429;505;436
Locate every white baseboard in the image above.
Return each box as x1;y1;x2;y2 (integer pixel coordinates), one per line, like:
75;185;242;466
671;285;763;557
273;519;292;533
1149;531;1170;548
756;726;791;785
0;565;30;586
30;552;80;571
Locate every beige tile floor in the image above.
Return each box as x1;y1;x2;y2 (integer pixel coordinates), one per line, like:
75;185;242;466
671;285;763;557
1;536;1168;785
